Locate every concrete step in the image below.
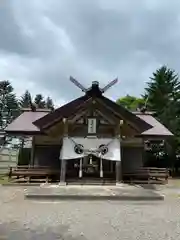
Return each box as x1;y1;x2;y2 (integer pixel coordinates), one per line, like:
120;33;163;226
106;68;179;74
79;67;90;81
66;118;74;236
67;180;116;186
67;178;116;185
24;185;164;201
68;182;115;186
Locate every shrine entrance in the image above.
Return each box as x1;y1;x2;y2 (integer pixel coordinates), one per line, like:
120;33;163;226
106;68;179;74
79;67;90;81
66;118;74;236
82;155;100;178
66;155;116;184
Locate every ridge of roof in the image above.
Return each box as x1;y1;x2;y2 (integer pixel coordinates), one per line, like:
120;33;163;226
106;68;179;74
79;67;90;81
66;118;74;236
131;111;156;115
22;108;51;112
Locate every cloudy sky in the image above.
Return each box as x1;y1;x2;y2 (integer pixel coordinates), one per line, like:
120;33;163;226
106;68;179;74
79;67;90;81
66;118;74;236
0;0;180;106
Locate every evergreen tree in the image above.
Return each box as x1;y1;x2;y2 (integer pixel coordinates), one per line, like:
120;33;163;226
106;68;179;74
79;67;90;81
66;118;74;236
0;80;19;129
144;66;180;159
45;96;54;110
34;94;46;108
144;66;180;130
144;66;180;115
19;90;32;108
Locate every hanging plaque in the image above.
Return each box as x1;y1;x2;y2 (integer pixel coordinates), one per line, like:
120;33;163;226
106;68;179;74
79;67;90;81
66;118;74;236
88;118;97;134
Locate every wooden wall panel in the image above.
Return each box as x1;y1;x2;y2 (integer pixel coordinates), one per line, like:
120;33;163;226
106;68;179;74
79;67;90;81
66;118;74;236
34;135;61;145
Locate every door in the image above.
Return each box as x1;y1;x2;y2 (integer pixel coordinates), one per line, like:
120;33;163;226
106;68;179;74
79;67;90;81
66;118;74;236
34;145;61;169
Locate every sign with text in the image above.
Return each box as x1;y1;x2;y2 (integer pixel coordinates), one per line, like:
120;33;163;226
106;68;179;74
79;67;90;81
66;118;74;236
88;118;97;134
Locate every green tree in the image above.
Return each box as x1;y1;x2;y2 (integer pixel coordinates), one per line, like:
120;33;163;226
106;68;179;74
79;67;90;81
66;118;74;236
34;94;46;108
144;66;180;130
45;96;54;110
144;66;180;115
116;95;145;110
0;80;19;129
144;66;180;160
19;90;32;108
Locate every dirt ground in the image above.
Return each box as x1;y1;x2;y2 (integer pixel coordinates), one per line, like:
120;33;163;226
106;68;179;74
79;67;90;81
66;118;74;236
0;182;180;239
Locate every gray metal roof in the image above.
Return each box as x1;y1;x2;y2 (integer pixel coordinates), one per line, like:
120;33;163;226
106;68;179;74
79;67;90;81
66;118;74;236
5;111;47;133
5;110;173;137
136;113;173;136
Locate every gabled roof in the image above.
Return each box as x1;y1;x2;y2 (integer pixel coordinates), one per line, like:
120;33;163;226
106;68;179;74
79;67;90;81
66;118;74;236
33;95;89;130
4;82;173;137
5;108;173;137
99;96;151;132
33;95;151;132
5;111;48;134
136;113;173;137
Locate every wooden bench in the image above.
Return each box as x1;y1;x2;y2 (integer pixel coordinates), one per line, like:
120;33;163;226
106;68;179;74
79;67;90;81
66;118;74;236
9;166;60;183
140;168;169;180
123;167;169;184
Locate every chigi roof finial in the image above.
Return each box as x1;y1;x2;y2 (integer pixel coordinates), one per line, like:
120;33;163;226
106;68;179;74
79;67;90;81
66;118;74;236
69;76;118;95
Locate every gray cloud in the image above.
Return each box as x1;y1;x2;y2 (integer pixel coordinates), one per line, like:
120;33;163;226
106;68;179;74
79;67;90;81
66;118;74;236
0;1;30;55
0;0;180;104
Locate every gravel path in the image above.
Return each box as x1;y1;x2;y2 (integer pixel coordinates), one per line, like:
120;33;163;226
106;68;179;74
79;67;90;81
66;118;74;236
0;186;180;239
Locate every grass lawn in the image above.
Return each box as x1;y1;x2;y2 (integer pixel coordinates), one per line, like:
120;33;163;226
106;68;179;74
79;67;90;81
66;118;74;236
0;175;9;184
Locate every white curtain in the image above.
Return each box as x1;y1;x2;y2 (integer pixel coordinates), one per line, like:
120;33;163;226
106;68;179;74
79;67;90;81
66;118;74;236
60;137;121;161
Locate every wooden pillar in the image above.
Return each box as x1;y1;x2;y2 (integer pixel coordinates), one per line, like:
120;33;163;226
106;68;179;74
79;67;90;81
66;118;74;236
115;120;123;183
116;161;121;182
60;159;66;183
59;118;68;185
100;157;103;178
30;136;35;167
19;136;25;166
79;158;83;178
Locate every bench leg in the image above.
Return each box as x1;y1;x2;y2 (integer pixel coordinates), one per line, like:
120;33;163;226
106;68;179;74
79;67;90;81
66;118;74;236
28;177;30;183
8;167;12;180
130;178;132;184
165;177;168;184
46;176;48;183
8;174;11;181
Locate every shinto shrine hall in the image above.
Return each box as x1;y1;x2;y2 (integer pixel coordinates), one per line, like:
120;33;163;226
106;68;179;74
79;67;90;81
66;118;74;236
5;77;172;184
